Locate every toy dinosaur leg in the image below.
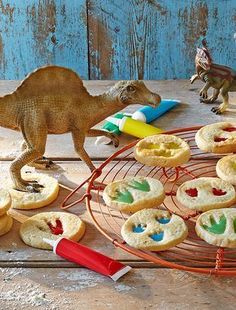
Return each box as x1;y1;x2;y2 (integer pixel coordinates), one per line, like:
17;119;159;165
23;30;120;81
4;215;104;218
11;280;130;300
87;129;119;147
21;141;54;169
10;121;47;192
199;82;210;101
211;87;229;114
202;88;220;103
72;130;95;172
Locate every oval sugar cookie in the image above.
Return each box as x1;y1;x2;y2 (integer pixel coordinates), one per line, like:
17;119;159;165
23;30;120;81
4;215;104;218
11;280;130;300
195;208;236;248
4;173;59;210
176;177;236;212
134;134;190;167
216;154;236;185
121;209;188;251
103;177;165;213
20;212;85;250
0;213;13;236
0;189;11;216
195;122;236;153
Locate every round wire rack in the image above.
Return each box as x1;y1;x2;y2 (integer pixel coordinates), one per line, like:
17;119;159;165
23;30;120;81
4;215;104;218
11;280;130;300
62;126;236;276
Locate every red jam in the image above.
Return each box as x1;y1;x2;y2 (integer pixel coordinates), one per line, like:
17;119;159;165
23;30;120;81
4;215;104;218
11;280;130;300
223;127;236;132
212;188;227;196
214;137;227;142
185;188;198;197
48;219;63;235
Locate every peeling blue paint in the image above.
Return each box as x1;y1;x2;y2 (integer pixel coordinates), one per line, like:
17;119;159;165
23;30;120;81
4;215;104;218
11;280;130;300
0;0;235;80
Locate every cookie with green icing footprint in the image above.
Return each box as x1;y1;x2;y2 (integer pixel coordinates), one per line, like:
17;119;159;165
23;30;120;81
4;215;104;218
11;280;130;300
121;209;188;251
102;177;165;213
195;208;236;248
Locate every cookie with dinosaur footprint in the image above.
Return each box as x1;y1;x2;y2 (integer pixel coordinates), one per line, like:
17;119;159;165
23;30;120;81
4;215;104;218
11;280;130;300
3;173;59;210
103;177;165;213
195;208;236;248
195;122;236;154
121;209;188;251
20;212;86;250
176;177;236;212
134;134;190;167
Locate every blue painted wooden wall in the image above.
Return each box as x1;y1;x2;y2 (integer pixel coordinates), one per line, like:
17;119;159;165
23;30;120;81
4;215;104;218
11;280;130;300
0;0;235;80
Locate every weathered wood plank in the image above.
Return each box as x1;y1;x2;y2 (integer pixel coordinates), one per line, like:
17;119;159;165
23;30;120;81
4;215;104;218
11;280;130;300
0;267;235;310
0;0;88;79
0;79;235;159
88;0;236;79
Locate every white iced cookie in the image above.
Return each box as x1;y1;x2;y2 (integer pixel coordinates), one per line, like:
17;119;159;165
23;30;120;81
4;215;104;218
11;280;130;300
176;177;236;212
121;209;188;251
0;213;13;236
20;212;86;250
134;134;190;167
0;189;11;216
195;208;236;248
195;122;236;153
103;177;165;213
216;154;236;185
4;173;59;210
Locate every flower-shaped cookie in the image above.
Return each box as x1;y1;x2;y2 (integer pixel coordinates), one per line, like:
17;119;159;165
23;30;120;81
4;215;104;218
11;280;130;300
121;209;188;251
195;122;236;153
195;208;236;248
176;177;236;212
134;134;190;167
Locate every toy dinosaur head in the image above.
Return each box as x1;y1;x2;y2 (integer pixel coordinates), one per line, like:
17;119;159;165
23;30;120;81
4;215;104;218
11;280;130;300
110;80;161;108
195;39;212;71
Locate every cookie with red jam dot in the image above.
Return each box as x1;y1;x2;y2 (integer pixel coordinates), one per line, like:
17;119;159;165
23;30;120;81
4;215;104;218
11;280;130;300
176;177;236;212
195;122;236;154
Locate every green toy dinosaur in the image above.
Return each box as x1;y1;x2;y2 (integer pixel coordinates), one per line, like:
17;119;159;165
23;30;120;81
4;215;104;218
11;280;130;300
0;66;161;192
190;39;236;114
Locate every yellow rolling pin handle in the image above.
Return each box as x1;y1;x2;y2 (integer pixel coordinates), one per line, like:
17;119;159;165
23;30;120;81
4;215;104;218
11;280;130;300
106;116;163;139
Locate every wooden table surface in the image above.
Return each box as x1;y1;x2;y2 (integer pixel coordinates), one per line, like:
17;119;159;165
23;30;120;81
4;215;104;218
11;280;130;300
0;80;236;310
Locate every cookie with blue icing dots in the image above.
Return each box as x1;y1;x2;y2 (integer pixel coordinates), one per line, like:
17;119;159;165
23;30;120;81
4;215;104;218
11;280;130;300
195;208;236;248
121;209;188;251
103;177;165;213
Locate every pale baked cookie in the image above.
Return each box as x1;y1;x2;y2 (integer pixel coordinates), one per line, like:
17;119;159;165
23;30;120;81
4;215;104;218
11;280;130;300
20;212;86;250
3;173;59;210
216;154;236;185
121;209;188;251
0;189;11;216
0;213;13;236
134;134;190;167
176;177;236;212
103;177;165;213
195;122;236;153
195;208;236;248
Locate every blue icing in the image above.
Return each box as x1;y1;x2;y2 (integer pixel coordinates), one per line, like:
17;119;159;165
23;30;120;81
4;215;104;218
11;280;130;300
157;217;170;224
150;232;164;242
133;224;145;233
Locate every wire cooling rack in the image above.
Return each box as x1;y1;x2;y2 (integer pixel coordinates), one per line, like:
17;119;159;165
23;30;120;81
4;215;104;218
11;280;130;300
62;126;236;276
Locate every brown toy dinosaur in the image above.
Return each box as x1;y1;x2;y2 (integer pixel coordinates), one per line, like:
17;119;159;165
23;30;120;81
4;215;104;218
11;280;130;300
190;39;236;114
1;65;161;192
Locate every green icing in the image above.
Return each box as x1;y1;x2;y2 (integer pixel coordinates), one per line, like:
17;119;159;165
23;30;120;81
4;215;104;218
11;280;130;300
112;189;133;204
128;179;150;192
202;215;226;234
233;218;236;233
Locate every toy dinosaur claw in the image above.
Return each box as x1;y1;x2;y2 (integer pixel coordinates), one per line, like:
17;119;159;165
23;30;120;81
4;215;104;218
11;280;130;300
211;107;222;114
26;185;40;193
